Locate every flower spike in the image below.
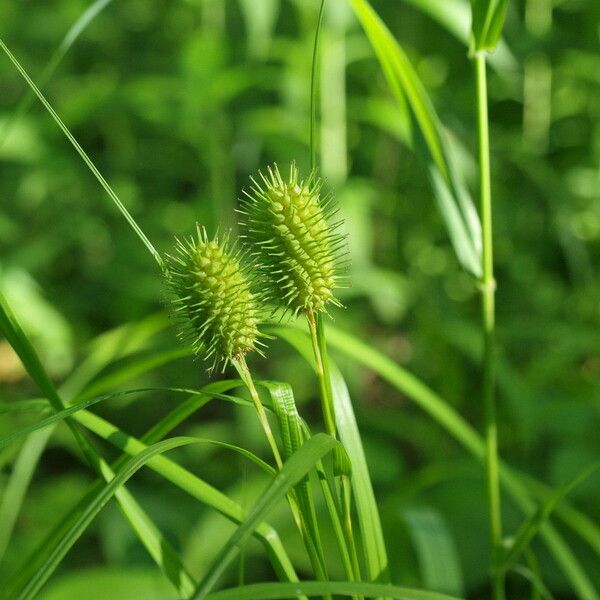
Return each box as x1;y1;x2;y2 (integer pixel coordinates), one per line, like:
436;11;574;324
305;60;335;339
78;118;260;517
239;162;347;317
164;225;263;371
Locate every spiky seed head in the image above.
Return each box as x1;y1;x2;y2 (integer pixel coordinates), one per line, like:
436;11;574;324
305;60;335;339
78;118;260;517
239;163;346;317
164;226;263;371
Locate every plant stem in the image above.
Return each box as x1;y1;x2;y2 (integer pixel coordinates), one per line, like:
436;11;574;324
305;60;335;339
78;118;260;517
474;51;504;600
308;311;362;598
234;356;283;469
310;0;326;172
307;311;337;439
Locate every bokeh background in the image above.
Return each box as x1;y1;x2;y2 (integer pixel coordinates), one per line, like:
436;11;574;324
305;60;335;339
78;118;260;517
1;0;599;598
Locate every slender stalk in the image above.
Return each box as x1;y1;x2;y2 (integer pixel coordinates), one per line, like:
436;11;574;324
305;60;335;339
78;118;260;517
233;356;283;469
0;38;163;270
307;310;337;439
310;0;327;172
474;52;504;600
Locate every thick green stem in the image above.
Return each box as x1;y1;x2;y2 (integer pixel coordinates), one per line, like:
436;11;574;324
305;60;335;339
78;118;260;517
474;52;504;600
234;356;283;469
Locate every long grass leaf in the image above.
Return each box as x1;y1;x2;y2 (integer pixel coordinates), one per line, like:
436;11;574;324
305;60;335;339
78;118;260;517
0;39;163;268
321;325;599;600
205;581;462;600
7;437;201;600
71;409;301;585
268;326;390;588
347;0;482;276
191;433;338;600
0;291;197;595
500;461;600;572
0;429;52;563
0;386;253;450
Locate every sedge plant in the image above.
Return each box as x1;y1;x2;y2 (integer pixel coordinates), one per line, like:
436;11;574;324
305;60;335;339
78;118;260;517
163;225;336;595
3;1;599;599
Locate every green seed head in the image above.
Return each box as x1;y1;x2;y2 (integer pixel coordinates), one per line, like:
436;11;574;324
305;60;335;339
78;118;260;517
164;226;263;371
239;163;346;317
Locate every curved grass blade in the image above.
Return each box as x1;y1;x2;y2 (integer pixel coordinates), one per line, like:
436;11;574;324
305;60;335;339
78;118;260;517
3;382;296;600
71;409;301;585
0;0;114;149
205;581;462;600
500;461;600;573
275;323;599;600
0;429;52;563
0;386;254;451
0;39;163;268
0;291;198;596
347;0;482;276
191;433;338;600
6;437;201;600
268;326;390;588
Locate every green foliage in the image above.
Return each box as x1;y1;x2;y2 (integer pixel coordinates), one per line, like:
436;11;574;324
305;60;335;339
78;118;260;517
1;0;599;599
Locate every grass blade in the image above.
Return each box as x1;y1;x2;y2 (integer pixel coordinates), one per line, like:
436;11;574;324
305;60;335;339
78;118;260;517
259;381;358;585
0;429;52;563
263;380;330;583
0;386;253;451
0;291;197;595
71;409;301;585
321;325;599;600
500;461;600;572
5;437;200;600
268;326;390;589
205;581;462;600
0;39;163;268
348;0;482;276
191;433;338;600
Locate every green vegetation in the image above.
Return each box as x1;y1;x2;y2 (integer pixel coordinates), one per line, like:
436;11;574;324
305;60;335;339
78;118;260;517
1;1;599;599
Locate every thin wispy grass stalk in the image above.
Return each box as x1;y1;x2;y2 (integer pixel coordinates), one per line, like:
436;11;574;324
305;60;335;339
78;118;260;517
0;37;163;270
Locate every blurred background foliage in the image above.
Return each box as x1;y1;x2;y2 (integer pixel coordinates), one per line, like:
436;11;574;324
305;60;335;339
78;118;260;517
0;0;599;598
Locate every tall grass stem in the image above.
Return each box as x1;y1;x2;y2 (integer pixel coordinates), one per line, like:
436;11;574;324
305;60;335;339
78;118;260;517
474;51;504;600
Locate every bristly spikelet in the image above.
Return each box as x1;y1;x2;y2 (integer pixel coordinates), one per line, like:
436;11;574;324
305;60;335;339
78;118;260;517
239;163;346;317
164;226;263;371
